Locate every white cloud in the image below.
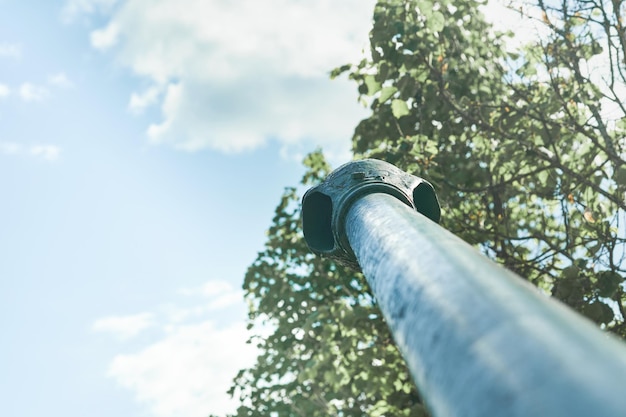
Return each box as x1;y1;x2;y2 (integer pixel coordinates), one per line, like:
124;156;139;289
91;22;119;49
178;280;234;298
177;280;244;313
143;76;365;154
93;0;373;79
128;85;162;114
48;72;73;88
93;312;156;340
0;142;20;155
0;142;62;161
206;291;243;311
19;83;49;102
0;42;21;59
76;0;374;154
0;84;10;98
61;0;121;22
30;145;61;161
108;320;256;417
97;279;258;416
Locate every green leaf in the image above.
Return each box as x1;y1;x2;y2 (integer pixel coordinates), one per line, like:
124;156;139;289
391;99;410;118
562;265;579;280
379;86;398;103
582;301;614;324
597;271;623;298
330;64;351;79
364;74;381;95
416;0;433;18
424;140;439;156
613;165;626;184
428;11;445;32
410;403;430;417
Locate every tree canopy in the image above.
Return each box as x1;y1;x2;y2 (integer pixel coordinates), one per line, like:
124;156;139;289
227;0;626;415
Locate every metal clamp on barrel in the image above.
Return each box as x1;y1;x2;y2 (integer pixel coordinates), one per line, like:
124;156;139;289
301;159;440;269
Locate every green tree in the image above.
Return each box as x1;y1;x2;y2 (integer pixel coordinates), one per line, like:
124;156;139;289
341;0;626;329
229;0;626;415
228;151;427;416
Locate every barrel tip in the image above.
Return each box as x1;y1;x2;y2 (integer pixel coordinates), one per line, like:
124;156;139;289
301;159;440;268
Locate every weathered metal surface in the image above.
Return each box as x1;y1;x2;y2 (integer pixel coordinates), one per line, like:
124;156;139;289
301;159;439;269
344;192;626;417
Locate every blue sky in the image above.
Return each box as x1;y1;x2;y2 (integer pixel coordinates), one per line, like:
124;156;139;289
0;0;544;415
0;1;375;416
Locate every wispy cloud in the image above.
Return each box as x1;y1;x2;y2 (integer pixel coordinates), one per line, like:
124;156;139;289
29;145;61;161
0;142;61;161
0;142;20;155
61;0;121;22
96;279;257;416
128;85;161;114
48;72;74;88
93;312;156;340
19;82;49;102
0;42;21;59
0;84;10;98
178;281;244;312
73;0;374;154
90;22;119;49
6;74;72;103
178;280;234;298
108;320;256;417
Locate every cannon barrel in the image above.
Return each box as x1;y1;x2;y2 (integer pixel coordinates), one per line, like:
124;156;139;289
302;159;626;417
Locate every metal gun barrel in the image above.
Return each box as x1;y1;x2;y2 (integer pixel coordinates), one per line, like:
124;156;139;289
302;159;626;417
345;192;626;417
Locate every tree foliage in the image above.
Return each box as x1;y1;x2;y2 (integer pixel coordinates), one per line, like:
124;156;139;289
229;0;626;415
228;151;427;416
